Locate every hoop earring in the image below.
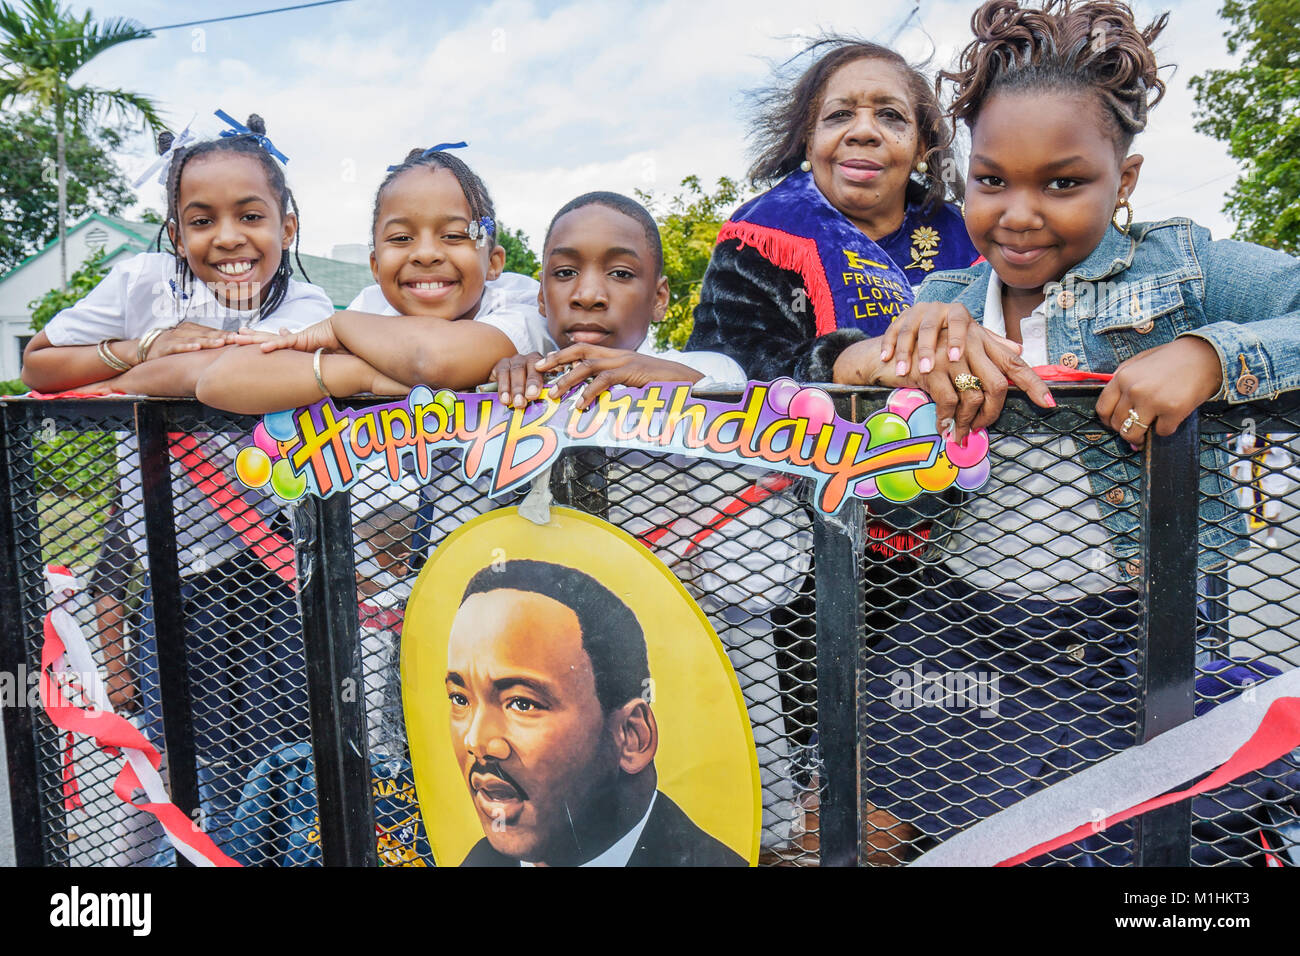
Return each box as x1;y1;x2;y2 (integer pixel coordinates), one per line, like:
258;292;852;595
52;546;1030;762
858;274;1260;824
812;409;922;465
799;159;812;173
1112;197;1133;236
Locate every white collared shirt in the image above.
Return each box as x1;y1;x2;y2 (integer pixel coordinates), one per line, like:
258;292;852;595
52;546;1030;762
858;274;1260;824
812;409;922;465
942;275;1124;600
519;791;658;867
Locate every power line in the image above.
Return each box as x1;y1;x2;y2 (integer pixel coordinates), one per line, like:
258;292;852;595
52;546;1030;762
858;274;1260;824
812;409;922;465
142;0;354;34
1142;170;1237;209
6;0;355;45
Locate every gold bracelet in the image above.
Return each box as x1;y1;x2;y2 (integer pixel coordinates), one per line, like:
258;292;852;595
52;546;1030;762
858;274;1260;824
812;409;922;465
137;327;166;364
96;339;131;372
313;347;331;397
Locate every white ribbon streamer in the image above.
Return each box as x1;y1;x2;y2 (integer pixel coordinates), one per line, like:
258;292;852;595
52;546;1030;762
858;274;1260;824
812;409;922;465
45;566;216;867
910;666;1300;867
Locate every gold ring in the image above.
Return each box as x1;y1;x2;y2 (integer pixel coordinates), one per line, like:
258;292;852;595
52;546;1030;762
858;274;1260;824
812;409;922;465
953;372;983;392
1120;408;1146;433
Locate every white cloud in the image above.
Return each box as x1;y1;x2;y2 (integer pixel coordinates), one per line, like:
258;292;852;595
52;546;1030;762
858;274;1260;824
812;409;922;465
64;0;1250;257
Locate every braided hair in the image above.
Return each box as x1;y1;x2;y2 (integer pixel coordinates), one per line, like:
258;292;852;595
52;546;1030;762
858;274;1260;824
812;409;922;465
941;1;1169;158
747;35;962;217
371;148;496;240
154;114;309;321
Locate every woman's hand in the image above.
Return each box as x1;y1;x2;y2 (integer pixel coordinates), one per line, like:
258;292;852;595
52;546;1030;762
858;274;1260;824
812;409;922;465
148;322;236;359
1095;337;1224;448
880;302;1023;375
836;323;1054;443
536;345;704;410
934;326;1055;439
489;352;544;408
235;318;342;354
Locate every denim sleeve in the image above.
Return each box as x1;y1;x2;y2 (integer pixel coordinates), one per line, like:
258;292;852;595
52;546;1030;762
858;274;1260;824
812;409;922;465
1181;226;1300;402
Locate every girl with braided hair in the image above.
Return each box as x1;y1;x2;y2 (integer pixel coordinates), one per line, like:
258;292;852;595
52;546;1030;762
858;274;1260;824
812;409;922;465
22;115;335;864
23;114;333;394
833;1;1300;864
197;146;547;412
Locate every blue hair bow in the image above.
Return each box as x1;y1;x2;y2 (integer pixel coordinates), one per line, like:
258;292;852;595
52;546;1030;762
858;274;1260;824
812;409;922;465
214;109;289;164
386;141;468;172
467;216;496;246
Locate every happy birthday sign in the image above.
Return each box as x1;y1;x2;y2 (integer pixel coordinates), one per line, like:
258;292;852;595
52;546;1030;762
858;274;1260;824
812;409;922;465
234;380;991;514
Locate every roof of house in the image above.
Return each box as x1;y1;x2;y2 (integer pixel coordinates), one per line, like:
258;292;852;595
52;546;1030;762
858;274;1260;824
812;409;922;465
0;214;372;309
296;253;372;309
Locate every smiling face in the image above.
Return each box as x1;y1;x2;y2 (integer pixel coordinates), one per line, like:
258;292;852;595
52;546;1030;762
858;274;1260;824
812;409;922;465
170;152;295;310
805;57;922;239
540;203;668;352
446;588;621;863
370;166;505;319
964;90;1142;306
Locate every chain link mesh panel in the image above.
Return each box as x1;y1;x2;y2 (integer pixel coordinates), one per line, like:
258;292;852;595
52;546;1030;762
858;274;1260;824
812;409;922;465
857;395;1143;865
1195;401;1300;867
3;393;1297;867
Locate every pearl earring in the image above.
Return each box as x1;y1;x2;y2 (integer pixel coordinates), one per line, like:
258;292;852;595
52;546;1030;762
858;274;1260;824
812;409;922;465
916;160;928;175
800;159;812;172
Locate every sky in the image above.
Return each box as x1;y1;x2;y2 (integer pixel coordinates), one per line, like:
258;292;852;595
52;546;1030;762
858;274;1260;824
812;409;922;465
59;0;1245;261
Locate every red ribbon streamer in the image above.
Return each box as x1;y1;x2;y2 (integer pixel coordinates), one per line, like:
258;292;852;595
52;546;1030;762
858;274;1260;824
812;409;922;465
168;433;296;587
40;612;241;867
1032;365;1113;383
61;732;83;812
997;696;1300;866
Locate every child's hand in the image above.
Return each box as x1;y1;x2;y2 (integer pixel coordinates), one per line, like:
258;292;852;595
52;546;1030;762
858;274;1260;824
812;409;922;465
932;326;1054;440
537;345;704;410
367;366;409;397
489;352;544;408
1096;337;1224;448
880;303;1023;375
77;378;128;396
150;322;235;359
239;318;342;354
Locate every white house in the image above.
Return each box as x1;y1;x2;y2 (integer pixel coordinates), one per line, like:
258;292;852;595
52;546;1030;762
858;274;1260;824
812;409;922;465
0;213;374;383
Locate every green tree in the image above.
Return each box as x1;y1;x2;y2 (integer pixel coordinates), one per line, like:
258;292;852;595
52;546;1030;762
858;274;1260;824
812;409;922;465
0;109;134;273
637;175;743;349
27;245;108;330
498;224;540;277
18;243;116;549
1190;0;1300;253
0;0;162;287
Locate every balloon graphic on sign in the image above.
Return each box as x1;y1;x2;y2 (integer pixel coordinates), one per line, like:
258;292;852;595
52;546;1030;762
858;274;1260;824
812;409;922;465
788;387;836;436
850;396;992;503
263;409;297;442
765;378;801;416
235;446;272;489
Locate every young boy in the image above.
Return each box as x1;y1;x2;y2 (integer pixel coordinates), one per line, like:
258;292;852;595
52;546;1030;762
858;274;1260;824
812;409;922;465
490;192;814;852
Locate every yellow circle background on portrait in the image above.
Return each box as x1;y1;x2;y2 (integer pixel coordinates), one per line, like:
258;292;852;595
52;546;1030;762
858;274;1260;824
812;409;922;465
402;506;761;866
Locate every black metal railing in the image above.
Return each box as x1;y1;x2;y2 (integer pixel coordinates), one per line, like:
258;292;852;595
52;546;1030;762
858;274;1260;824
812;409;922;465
2;388;1297;867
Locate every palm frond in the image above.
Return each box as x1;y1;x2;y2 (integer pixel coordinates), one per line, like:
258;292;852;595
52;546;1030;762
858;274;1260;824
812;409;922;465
0;0;155;122
66;83;164;133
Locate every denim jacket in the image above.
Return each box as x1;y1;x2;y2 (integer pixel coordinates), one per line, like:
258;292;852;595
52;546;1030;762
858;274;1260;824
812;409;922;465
915;218;1300;575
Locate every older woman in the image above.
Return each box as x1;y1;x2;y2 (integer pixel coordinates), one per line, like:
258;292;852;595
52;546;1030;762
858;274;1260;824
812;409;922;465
688;38;978;383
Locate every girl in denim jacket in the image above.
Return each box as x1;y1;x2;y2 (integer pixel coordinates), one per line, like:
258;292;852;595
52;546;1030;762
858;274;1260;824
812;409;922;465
829;0;1300;864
